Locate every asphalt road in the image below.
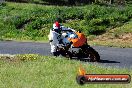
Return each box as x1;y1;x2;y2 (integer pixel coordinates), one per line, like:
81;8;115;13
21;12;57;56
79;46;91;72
0;41;132;69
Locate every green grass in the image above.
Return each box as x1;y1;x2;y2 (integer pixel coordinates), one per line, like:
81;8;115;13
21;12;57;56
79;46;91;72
0;2;132;41
0;54;131;88
111;19;132;36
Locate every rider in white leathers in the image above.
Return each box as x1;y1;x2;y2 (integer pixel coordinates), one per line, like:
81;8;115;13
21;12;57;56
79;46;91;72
48;21;76;56
48;21;61;56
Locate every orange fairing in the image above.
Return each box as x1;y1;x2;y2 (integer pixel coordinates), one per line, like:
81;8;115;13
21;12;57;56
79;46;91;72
68;32;87;47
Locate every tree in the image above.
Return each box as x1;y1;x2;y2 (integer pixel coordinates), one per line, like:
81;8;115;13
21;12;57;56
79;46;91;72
110;0;114;4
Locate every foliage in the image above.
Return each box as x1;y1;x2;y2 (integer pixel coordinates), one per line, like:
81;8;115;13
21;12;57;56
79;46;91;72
0;2;132;40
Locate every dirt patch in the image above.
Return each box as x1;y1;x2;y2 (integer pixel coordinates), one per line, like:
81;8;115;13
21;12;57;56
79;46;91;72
88;33;132;48
119;33;132;41
0;54;23;63
0;56;19;62
96;33;132;41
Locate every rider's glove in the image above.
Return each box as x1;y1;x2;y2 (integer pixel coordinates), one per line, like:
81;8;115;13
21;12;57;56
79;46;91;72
49;40;53;42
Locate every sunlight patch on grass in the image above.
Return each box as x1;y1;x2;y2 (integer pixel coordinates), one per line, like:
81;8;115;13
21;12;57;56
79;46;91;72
0;54;131;88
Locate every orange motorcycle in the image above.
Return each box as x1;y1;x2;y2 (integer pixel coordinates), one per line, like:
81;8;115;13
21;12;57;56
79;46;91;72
56;30;100;62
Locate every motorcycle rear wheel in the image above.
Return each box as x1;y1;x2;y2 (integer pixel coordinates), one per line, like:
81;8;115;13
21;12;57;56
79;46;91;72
83;46;100;62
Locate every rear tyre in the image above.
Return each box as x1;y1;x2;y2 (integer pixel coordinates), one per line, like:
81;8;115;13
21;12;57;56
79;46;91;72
83;46;100;62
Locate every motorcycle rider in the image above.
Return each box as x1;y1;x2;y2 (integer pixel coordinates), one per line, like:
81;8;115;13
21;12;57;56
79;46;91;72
48;19;86;56
48;19;73;56
48;21;61;56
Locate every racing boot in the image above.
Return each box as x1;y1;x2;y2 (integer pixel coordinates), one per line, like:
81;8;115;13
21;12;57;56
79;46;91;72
51;51;60;56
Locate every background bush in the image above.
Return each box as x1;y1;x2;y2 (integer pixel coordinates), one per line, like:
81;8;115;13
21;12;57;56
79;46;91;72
0;2;132;40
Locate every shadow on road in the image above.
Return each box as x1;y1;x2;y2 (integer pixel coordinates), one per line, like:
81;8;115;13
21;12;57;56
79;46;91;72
99;60;120;63
71;58;120;63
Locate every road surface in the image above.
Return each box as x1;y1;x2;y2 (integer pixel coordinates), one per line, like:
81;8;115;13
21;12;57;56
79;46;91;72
0;41;132;69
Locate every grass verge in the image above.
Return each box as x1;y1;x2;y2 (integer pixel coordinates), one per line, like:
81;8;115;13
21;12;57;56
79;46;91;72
0;54;131;88
88;19;132;48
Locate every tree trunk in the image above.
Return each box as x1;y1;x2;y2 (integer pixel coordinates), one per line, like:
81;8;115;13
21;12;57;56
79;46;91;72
110;0;114;4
